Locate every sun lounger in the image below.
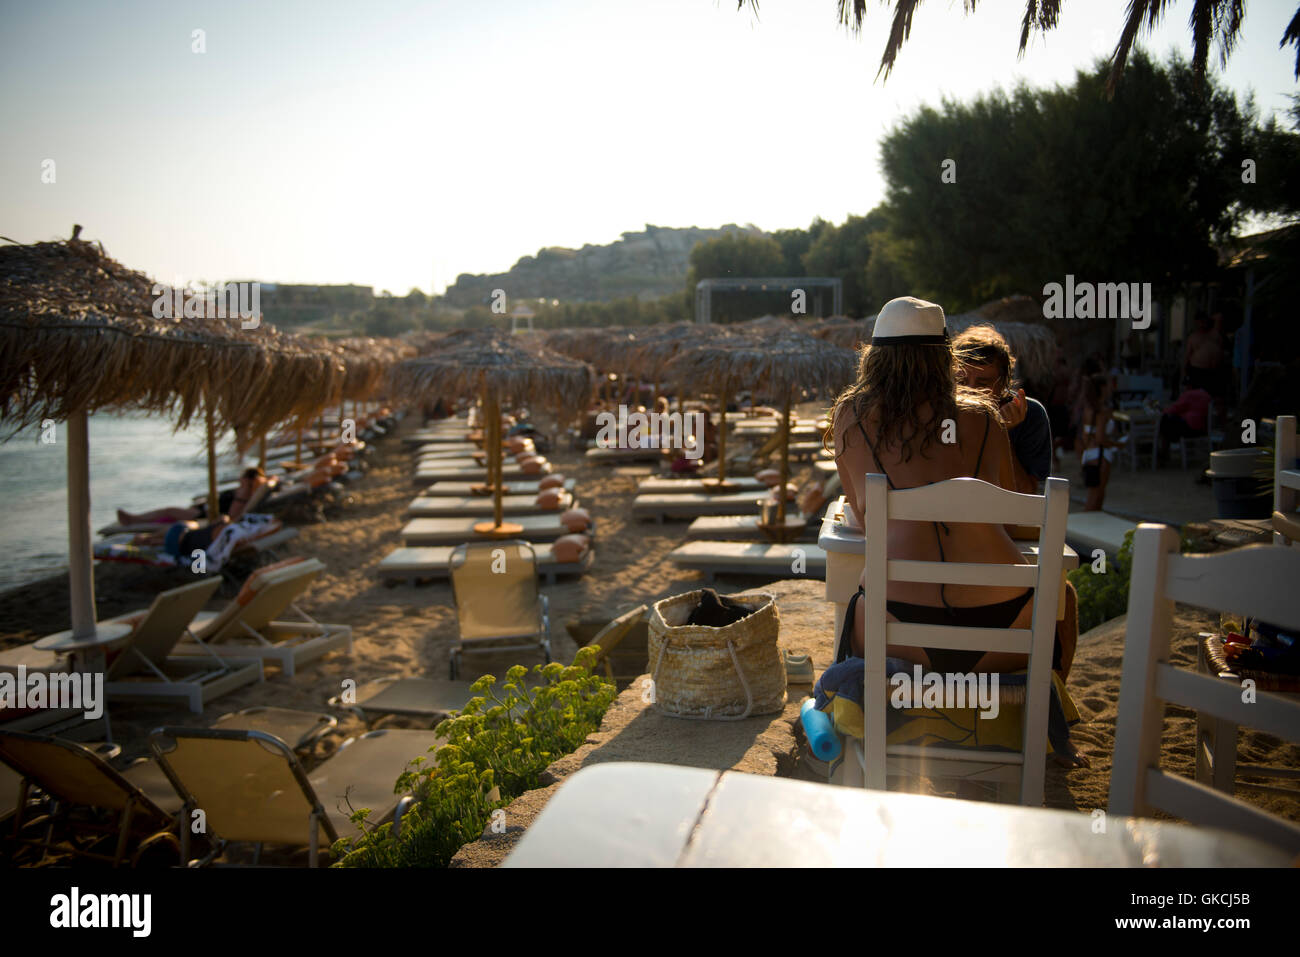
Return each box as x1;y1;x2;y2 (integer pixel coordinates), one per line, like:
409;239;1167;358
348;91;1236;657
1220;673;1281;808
636;476;767;495
584;446;665;464
412;443;481;458
101;578;263;714
93;521;297;569
148;726;446;864
1065;510;1137;556
632;491;768;522
406;491;575;518
449;541;551;678
211;706;337;756
413;461;552;486
668;541;827;582
684;514;812;541
378;542;593;585
166;559;353;676
401;514;586;546
415;478;576;497
328;677;476;727
0;730;183;866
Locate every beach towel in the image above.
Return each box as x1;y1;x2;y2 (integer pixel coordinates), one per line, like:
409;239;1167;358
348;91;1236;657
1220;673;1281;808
204;514;281;570
811;655;1080;759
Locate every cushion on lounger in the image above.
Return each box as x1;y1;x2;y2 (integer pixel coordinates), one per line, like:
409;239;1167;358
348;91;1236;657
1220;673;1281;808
520;458;545;475
539;474;565;490
235;556;307;605
551;533;590;563
561;507;591;533
755;468;781;487
535;488;564;509
798;481;828;517
766;483;798;502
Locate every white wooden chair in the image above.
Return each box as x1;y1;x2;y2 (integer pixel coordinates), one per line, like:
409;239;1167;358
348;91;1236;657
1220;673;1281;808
1109;524;1300;852
842;474;1068;806
1273;415;1299;546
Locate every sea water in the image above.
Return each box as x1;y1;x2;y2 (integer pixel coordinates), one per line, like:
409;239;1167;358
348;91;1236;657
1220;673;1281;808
0;412;223;592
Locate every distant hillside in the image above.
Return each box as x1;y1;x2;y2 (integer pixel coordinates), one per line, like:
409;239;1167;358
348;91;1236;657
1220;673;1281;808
440;224;762;307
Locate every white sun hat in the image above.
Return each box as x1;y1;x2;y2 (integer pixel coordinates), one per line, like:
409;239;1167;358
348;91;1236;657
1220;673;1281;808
870;296;949;345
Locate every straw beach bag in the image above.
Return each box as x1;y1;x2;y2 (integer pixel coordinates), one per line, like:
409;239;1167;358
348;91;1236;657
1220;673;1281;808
647;590;786;720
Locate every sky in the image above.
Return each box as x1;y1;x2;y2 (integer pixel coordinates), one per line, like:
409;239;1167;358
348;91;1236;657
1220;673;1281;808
2;0;1296;295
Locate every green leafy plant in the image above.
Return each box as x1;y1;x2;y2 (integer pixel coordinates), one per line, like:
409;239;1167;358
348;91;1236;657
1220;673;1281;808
331;647;616;868
1068;529;1136;634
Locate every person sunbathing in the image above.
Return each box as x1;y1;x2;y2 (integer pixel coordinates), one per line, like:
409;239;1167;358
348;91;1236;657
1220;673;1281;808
132;515;230;556
116;468;268;526
830;298;1087;768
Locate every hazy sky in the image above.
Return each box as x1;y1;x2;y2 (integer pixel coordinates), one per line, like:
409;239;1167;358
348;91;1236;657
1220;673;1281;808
2;0;1296;295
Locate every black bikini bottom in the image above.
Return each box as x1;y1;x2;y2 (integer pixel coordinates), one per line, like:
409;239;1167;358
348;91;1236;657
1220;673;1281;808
841;588;1062;673
886;590;1034;674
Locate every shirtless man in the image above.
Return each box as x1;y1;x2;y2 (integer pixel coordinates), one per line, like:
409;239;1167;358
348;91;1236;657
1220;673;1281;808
1183;312;1224;395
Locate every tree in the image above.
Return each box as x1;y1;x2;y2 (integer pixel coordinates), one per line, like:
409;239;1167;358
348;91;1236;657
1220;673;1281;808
867;52;1272;308
802;210;887;315
737;1;1300;92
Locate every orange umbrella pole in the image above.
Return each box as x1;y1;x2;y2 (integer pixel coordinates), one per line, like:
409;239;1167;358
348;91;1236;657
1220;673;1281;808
257;434;267;470
205;400;220;520
295;428;303;468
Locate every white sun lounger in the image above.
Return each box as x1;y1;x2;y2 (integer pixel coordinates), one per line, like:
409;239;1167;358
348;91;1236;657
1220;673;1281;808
632;491;769;522
636;476;767;495
406;491;575;518
584;446;665;464
401;514;588;546
412;443;481;457
685;514;811;541
1065;511;1137;556
378;543;593;585
169;558;353;676
102;578;264;714
417;478;576;498
413;461;552;487
668;541;827;583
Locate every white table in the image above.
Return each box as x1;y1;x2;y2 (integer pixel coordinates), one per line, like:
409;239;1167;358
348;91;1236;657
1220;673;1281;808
818;496;1079;639
34;622;133;672
503;763;1291;867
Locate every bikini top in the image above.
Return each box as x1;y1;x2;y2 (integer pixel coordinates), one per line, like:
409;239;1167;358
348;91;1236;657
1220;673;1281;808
853;412;993;613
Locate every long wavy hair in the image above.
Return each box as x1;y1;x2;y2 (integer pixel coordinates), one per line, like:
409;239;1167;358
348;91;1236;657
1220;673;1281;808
826;339;1001;463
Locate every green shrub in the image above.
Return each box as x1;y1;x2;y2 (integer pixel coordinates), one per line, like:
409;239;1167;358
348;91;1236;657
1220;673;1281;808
1068;528;1135;633
331;647;616;868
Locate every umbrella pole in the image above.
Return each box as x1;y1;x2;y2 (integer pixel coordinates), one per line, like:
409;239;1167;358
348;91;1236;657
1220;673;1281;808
777;394;792;526
475;394;522;536
296;427;303;468
257;434;267;470
66;410;96;639
206;400;220;520
717;386;729;484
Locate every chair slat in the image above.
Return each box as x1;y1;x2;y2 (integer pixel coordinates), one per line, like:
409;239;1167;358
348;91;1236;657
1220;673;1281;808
1145;768;1300;850
1155;664;1300;744
887;623;1032;655
887;559;1038;589
1165;547;1300;630
888;478;1047;526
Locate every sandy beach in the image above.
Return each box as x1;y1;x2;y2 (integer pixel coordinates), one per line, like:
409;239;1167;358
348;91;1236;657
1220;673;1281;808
2;411;1296;850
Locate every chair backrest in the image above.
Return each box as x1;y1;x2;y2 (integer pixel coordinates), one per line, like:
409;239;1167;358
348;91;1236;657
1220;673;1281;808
0;730;173;825
1110;524;1300;851
449;540;542;640
194;559;324;642
106;577;223;680
582;604;648;681
149;727;337;849
859;474;1069;805
1275;415;1298;545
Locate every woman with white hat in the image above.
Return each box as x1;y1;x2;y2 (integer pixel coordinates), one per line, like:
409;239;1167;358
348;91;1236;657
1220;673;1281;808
828;296;1058;678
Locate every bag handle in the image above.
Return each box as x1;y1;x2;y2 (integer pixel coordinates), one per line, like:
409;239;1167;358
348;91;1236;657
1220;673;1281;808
650;633;755;721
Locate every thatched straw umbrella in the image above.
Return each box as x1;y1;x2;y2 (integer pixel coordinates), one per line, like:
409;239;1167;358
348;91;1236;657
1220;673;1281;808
390;329;592;534
666;331;855;528
808;315;869;352
0;233;342;642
